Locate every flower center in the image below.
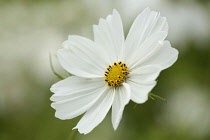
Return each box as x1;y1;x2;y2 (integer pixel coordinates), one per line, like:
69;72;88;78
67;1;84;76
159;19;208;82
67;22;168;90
104;61;129;87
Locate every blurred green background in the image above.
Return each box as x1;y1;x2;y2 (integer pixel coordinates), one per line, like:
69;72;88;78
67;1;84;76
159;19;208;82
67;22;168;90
0;0;210;140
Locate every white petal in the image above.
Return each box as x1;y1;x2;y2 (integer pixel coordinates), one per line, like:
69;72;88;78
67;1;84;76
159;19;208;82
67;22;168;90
140;40;179;70
127;65;160;103
127;79;156;104
93;9;124;63
58;35;107;78
50;76;106;120
74;88;115;134
112;83;130;130
125;7;168;50
127;31;167;69
129;65;162;83
123;7;168;64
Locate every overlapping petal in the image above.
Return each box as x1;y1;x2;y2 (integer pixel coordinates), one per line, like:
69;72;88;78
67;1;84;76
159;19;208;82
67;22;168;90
127;80;156;104
58;35;107;78
93;9;124;63
129;65;162;82
112;83;130;130
127;31;167;69
139;41;179;70
123;7;168;67
50;76;106;120
74;88;115;134
127;65;161;103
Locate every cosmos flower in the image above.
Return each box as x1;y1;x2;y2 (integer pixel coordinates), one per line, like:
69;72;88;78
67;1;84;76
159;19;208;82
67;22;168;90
50;7;178;134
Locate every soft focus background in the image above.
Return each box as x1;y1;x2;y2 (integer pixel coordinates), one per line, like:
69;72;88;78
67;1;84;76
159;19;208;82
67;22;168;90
0;0;210;140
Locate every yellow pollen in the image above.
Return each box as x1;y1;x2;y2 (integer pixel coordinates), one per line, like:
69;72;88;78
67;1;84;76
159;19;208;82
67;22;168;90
104;61;129;87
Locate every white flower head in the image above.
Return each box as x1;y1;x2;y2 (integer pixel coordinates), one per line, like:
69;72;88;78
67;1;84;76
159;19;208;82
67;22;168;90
50;8;178;134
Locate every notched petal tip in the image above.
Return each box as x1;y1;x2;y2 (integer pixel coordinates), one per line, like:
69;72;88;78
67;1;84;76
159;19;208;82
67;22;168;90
144;7;151;12
72;126;88;135
61;40;71;49
163;40;179;59
50;84;59;94
68;35;76;40
50;102;57;109
49;78;65;92
112;9;117;13
73;128;88;135
96;9;121;26
50;102;70;120
49;94;55;101
72;127;83;134
112;9;120;15
54;111;68;120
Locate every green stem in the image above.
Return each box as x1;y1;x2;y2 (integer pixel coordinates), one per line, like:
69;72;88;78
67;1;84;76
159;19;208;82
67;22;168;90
149;93;167;103
68;130;78;140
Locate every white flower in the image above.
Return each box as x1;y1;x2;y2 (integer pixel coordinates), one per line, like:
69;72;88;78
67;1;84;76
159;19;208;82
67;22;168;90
50;8;178;134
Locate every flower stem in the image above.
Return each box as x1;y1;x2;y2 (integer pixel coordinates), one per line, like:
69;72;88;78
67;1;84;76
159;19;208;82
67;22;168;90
149;93;167;103
68;130;78;140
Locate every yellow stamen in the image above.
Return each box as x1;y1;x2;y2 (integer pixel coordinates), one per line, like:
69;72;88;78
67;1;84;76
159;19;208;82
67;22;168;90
104;61;129;87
